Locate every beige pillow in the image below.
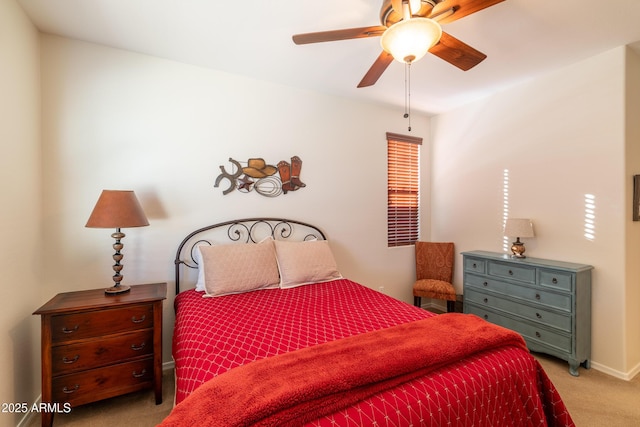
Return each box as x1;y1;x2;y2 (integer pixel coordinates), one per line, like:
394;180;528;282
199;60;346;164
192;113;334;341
200;237;280;297
274;240;342;288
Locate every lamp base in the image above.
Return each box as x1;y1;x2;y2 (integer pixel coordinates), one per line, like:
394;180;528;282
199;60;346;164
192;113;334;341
105;284;131;295
510;241;527;258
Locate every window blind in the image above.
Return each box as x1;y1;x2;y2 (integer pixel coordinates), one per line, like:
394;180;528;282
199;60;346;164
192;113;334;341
387;132;421;247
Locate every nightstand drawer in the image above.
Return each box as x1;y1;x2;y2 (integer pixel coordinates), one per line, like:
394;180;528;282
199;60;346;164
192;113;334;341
52;329;154;374
466;304;571;353
488;261;536;284
465;288;571;332
52;357;154;406
51;304;154;343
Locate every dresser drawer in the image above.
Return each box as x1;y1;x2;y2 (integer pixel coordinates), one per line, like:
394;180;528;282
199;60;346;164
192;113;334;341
464;257;486;274
52;357;154;406
488;261;536;284
465;288;571;332
539;269;573;291
465;273;571;312
52;329;154;375
466;304;571;353
51;304;154;343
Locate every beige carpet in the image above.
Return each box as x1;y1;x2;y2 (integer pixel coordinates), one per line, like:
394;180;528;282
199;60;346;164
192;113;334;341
27;356;639;426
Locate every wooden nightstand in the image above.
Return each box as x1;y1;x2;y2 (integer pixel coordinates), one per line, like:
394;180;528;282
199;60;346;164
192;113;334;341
33;282;166;427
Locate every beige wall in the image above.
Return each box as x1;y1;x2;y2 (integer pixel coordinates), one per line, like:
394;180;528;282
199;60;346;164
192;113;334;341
0;1;41;426
39;35;431;373
430;46;640;379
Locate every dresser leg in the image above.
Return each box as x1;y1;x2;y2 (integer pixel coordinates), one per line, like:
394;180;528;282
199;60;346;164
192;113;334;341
568;360;580;377
42;411;53;427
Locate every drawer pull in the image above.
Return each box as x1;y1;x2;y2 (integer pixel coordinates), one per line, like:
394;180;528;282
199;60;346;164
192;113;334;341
483;281;488;287
132;369;147;378
62;384;79;394
62;355;79;364
483;314;488;320
552;277;558;284
535;331;541;338
536;312;542;319
472;263;477;268
535;293;541;300
483;298;488;303
131;315;146;324
508;269;514;275
131;342;146;351
62;325;79;334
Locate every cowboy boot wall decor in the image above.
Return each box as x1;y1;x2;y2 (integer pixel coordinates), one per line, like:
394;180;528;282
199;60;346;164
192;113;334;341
278;160;294;194
216;156;305;197
290;156;306;190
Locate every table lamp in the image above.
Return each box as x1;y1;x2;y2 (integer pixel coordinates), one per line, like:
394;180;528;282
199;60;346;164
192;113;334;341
86;190;149;294
504;218;535;258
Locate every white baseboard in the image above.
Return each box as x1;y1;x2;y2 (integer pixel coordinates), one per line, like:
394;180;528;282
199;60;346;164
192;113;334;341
590;360;640;381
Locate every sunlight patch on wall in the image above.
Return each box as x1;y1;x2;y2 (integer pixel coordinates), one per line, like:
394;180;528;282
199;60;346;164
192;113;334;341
503;169;510;252
584;194;596;241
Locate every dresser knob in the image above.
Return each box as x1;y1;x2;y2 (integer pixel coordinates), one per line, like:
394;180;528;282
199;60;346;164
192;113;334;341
62;325;79;334
483;298;488;303
535;293;541;300
483;281;488;287
131;315;146;324
62;355;79;364
131;342;146;351
472;263;477;268
535;331;541;338
508;270;514;275
536;313;542;319
62;384;79;394
552;278;558;284
483;314;488;320
132;369;147;378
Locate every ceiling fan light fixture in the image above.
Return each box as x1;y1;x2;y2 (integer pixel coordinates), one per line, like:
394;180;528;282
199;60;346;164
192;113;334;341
380;17;442;64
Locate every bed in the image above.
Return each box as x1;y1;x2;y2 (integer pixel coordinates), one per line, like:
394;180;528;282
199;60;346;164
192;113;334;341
161;218;574;426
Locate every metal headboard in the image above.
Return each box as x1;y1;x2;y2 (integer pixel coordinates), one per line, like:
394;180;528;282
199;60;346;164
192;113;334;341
173;217;327;294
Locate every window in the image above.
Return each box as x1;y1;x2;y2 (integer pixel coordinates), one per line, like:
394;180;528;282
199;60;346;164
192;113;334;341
387;132;422;247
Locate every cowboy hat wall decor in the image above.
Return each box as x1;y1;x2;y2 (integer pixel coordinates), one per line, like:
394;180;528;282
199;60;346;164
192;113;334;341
215;156;306;197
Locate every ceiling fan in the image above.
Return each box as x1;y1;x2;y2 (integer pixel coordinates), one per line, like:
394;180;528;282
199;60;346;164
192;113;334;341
292;0;506;88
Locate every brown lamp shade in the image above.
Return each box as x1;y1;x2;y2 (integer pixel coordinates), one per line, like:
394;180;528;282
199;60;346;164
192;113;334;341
86;190;149;228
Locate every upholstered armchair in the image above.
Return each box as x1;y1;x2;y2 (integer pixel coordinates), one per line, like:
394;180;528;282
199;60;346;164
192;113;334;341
413;242;456;312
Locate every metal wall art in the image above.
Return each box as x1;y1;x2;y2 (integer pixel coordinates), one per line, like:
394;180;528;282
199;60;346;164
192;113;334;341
215;156;306;197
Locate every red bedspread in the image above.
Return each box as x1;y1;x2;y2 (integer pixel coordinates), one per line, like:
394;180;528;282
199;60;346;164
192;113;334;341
170;279;574;426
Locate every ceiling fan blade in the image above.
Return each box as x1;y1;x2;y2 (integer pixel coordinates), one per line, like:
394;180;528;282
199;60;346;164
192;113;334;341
431;0;505;25
357;51;394;88
292;26;387;45
429;31;487;71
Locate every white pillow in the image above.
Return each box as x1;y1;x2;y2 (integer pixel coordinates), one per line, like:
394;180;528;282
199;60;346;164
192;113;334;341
199;237;280;297
274;240;342;288
194;245;206;291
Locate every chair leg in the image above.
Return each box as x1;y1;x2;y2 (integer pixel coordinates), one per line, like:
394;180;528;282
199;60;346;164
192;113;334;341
414;296;421;307
446;300;456;313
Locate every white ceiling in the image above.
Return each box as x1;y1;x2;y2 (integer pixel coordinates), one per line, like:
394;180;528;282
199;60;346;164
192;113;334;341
17;0;640;116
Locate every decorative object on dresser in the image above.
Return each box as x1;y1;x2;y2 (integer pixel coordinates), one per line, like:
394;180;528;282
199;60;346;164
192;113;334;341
412;241;456;312
33;282;166;427
462;251;592;376
503;218;535;258
85;190;149;294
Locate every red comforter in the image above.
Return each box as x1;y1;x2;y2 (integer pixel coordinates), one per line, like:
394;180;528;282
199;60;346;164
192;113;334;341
169;279;573;426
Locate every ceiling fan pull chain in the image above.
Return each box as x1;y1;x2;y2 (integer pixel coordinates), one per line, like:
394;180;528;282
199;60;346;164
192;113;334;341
404;62;412;132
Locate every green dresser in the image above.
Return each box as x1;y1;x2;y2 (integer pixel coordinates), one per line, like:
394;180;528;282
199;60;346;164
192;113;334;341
462;250;592;376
